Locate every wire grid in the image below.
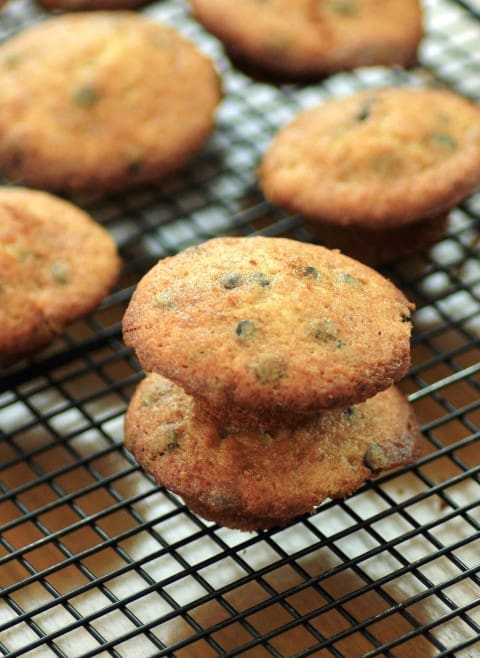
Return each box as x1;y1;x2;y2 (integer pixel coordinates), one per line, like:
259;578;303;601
1;0;479;656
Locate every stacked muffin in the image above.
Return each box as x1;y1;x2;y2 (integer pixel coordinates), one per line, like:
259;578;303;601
123;236;422;530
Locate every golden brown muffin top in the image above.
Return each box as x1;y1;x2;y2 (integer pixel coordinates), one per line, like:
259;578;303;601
260;88;480;228
0;187;121;365
0;12;221;192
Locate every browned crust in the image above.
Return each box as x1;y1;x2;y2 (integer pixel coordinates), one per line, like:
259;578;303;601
125;374;423;530
123;236;413;427
259;88;480;229
0;187;121;365
0;12;222;193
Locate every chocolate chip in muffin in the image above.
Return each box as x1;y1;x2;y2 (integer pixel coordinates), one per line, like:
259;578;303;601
251;355;287;383
235;320;257;340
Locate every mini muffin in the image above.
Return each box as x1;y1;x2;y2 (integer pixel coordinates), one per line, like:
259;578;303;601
125;373;422;530
0;12;222;193
0;187;121;366
259;88;480;229
123;236;414;428
189;0;422;79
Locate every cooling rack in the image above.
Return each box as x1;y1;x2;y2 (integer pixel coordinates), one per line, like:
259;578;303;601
1;0;479;656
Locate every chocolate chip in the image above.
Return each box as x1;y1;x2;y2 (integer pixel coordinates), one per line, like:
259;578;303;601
429;132;457;150
72;83;101;107
250;272;272;287
210;493;236;508
51;262;69;285
363;443;389;472
158;427;179;456
220;273;243;289
251;356;286;383
354;96;376;122
294;266;319;279
326;0;357;15
336;272;362;288
154;292;174;309
309;319;345;348
235;320;256;340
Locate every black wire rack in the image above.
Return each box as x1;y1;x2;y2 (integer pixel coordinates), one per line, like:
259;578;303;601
1;1;479;656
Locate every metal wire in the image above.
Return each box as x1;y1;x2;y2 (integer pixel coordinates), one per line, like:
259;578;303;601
1;1;480;657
